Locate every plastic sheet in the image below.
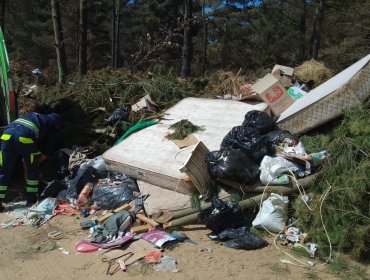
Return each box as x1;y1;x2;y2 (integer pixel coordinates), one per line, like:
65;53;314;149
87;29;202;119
153;256;178;272
259;155;301;185
105;108;130;126
209;227;268;250
206;148;259;185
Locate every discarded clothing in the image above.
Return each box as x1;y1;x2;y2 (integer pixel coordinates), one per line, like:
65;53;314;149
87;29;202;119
91;210;135;243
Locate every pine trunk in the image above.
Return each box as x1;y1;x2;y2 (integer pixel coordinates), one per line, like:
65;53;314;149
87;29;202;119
114;0;120;68
51;0;67;84
180;0;193;78
201;0;207;76
111;0;116;68
310;0;325;60
298;0;306;62
78;0;87;76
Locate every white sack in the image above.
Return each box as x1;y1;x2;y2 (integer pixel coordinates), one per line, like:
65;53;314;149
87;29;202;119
252;193;289;233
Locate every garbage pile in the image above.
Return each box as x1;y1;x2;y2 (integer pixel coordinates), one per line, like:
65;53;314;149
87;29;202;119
206;110;327;188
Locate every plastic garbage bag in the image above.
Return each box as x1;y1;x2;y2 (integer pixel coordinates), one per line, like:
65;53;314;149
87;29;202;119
66;157;108;200
221;126;274;162
105;108;130;126
66;166;98;200
198;198;246;233
206;148;259;185
92;176;139;209
259;155;302;185
153;256;178;272
242;110;276;134
40;180;67;199
264;130;298;146
252;193;289;233
209;227;268;250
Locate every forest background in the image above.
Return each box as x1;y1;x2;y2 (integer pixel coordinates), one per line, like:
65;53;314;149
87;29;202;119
1;0;369;83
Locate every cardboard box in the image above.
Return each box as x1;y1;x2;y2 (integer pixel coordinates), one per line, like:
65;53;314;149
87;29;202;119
271;65;294;88
252;74;294;116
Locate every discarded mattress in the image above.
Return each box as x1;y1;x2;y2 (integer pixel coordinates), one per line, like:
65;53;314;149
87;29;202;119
278;54;370;134
103;98;268;195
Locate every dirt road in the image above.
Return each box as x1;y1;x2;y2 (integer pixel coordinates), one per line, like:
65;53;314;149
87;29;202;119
0;212;352;280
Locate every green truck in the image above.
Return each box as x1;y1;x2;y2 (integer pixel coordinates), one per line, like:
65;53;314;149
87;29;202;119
0;26;16;126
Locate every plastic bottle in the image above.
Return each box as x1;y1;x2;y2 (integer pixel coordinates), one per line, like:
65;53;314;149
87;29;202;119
77;183;93;207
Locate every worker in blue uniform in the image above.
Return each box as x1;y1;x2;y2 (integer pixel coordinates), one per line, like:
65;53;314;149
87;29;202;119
0;112;61;209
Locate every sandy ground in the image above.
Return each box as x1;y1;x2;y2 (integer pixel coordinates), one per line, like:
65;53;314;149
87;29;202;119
1;211;364;280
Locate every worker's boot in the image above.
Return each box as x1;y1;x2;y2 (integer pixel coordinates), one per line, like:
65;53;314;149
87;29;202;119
26;193;38;207
26;183;39;207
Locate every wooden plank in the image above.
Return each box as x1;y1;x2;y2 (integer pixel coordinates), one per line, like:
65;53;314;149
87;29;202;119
130;224;151;234
136;214;159;227
113;204;131;213
97;211;113;223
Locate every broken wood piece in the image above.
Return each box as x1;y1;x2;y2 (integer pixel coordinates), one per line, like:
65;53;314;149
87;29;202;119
98;211;113;223
136;214;159;227
113;204;131;213
130;225;152;234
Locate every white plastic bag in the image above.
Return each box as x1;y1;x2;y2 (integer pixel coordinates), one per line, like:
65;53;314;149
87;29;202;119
252;193;289;233
259;156;300;185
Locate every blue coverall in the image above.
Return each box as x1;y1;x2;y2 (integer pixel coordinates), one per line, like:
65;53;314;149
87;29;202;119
0;112;60;205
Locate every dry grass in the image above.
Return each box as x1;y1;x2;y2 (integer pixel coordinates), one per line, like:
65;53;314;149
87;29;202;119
294;59;333;87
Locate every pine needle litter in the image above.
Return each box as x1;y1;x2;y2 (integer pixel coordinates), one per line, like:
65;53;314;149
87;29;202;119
165;119;204;140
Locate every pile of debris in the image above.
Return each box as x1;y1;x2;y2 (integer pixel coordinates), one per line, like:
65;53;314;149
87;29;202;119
1;54;369;275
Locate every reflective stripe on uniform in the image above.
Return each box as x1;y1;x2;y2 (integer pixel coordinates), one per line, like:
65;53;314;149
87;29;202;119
0;134;11;141
0;193;5;198
26;187;38;193
30;151;41;164
18;137;34;144
0;185;7;191
14;119;39;136
26;179;39;186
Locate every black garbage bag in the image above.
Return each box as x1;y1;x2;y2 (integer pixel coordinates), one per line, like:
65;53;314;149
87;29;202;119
209;227;268;250
221;126;274;162
197;198;246;233
40;180;67;199
92;175;139;209
242;110;276;134
66;166;100;199
205;148;259;185
105;108;130;126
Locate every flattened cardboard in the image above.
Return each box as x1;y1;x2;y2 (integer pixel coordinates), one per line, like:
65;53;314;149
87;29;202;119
272;64;294;88
172;134;199;148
